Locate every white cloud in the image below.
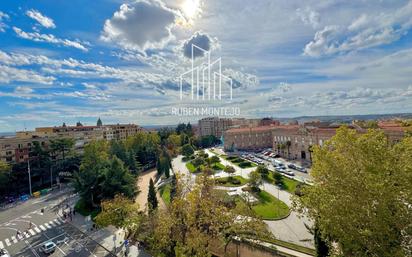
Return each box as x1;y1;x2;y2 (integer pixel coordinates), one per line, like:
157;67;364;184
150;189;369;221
304;1;412;57
0;64;55;84
13;27;88;51
26;9;56;29
14;86;34;94
296;7;320;29
101;0;177;51
0;11;10;32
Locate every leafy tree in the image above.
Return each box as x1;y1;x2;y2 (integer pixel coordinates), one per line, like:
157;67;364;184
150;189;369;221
126;132;160;166
273;172;285;188
224;165;236;175
0;161;10;196
181;144;194;157
256;165;269;176
147;178;158;212
50;138;74;160
209;155;220;164
72;140;109;207
109;140;127;163
294;127;412;257
149;174;268;257
169;175;177;202
248;171;262;191
95;194;142;238
314;223;330;257
101;156;136;199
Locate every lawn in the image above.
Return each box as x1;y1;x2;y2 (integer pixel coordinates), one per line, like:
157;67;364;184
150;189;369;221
159;184;171;205
265;172;301;194
215;176;248;187
245;190;290;220
221;155;257;168
211;162;225;170
185;162;197;173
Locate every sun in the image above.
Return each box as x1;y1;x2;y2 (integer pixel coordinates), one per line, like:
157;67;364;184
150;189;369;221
181;0;201;19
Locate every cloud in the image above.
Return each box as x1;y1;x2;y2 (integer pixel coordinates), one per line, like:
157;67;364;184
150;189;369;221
101;0;177;51
0;11;9;32
296;7;320;28
304;1;412;57
182;32;213;59
26;9;56;29
0;64;55;84
13;27;88;51
15;86;34;94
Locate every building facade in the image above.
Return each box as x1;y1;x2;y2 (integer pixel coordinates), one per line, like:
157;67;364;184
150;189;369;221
223;126;273;151
198;117;233;138
0;122;142;164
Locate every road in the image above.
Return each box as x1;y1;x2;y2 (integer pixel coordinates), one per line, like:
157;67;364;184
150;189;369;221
0;187;115;257
174;149;314;249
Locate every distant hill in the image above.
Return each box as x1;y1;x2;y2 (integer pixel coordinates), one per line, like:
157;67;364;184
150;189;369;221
278;113;412;124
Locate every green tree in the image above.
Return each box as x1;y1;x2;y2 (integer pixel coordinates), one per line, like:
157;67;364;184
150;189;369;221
101;156;136;199
209;155;220;164
181;144;194;157
72;140;109;207
248;170;262;191
147;178;158;212
50;138;74;160
95;194;142;238
255;165;269;179
293;127;412;257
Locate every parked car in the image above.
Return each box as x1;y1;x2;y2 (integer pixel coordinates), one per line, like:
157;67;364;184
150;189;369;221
296;166;308;173
0;249;10;257
275;167;286;173
288;164;297;169
40;242;56;254
284;170;295;176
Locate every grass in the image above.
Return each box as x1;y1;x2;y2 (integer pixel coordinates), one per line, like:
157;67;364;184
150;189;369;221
74;198;100;219
261;238;316;256
239;190;289;220
211;162;225;170
215;176;248;187
185;162;197;173
221;155;257;168
159;184;171;205
265;172;301;194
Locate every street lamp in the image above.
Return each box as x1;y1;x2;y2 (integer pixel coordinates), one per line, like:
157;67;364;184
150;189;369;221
27;158;32;196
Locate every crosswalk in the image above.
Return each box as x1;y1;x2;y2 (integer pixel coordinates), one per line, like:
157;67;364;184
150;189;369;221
0;218;65;249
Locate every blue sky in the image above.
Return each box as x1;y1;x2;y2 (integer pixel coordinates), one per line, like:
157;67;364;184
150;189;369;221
0;0;412;132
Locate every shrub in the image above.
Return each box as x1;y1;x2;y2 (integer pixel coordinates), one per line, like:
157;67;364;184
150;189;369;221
239;161;252;168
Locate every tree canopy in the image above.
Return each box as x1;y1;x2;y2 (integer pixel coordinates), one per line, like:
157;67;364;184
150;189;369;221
293;127;412;257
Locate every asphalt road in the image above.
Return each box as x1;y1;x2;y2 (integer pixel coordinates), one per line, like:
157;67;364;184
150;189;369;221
0;187;114;257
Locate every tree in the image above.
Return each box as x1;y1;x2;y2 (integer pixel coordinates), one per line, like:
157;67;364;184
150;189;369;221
248;171;262;191
72;140;109;207
286;140;291;158
224;165;236;175
273;172;285;188
147;178;158;212
255;165;269;177
293;127;412;257
0;161;10;196
50;138;74;160
149;174;268;257
210;155;220;164
95;194;142;238
314;223;330;257
181;144;194;157
101;156;136;199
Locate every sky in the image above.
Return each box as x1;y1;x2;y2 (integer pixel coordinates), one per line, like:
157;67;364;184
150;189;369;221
0;0;412;132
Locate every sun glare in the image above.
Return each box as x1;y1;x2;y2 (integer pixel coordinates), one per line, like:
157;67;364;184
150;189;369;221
181;0;200;19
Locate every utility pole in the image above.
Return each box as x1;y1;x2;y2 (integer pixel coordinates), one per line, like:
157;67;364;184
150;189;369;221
27;158;32;196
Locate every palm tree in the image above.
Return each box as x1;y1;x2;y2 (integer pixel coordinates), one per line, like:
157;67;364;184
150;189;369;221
308;145;314;162
286;140;291;159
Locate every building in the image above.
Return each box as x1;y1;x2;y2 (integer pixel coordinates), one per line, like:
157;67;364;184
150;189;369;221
198;117;233;138
223;126;273;151
224;119;407;162
0;121;142;164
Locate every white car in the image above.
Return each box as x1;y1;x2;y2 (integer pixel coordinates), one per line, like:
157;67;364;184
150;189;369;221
284;170;295;176
40;242;57;254
0;249;10;257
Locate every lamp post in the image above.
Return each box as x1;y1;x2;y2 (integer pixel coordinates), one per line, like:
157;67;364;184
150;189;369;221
27;158;32;196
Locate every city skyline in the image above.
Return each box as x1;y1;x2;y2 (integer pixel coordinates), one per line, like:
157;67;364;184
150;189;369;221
1;0;412;132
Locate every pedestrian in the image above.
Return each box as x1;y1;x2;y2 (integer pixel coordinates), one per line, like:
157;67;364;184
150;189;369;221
29;221;32;229
73;209;76;216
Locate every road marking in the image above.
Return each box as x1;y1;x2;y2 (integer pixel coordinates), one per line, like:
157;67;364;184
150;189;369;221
11;236;17;243
54;219;61;225
0;241;4;249
45;223;52;229
49;221;56;227
29;229;36;235
39;225;46;231
5;239;11;246
34;227;41;233
25;232;31;238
